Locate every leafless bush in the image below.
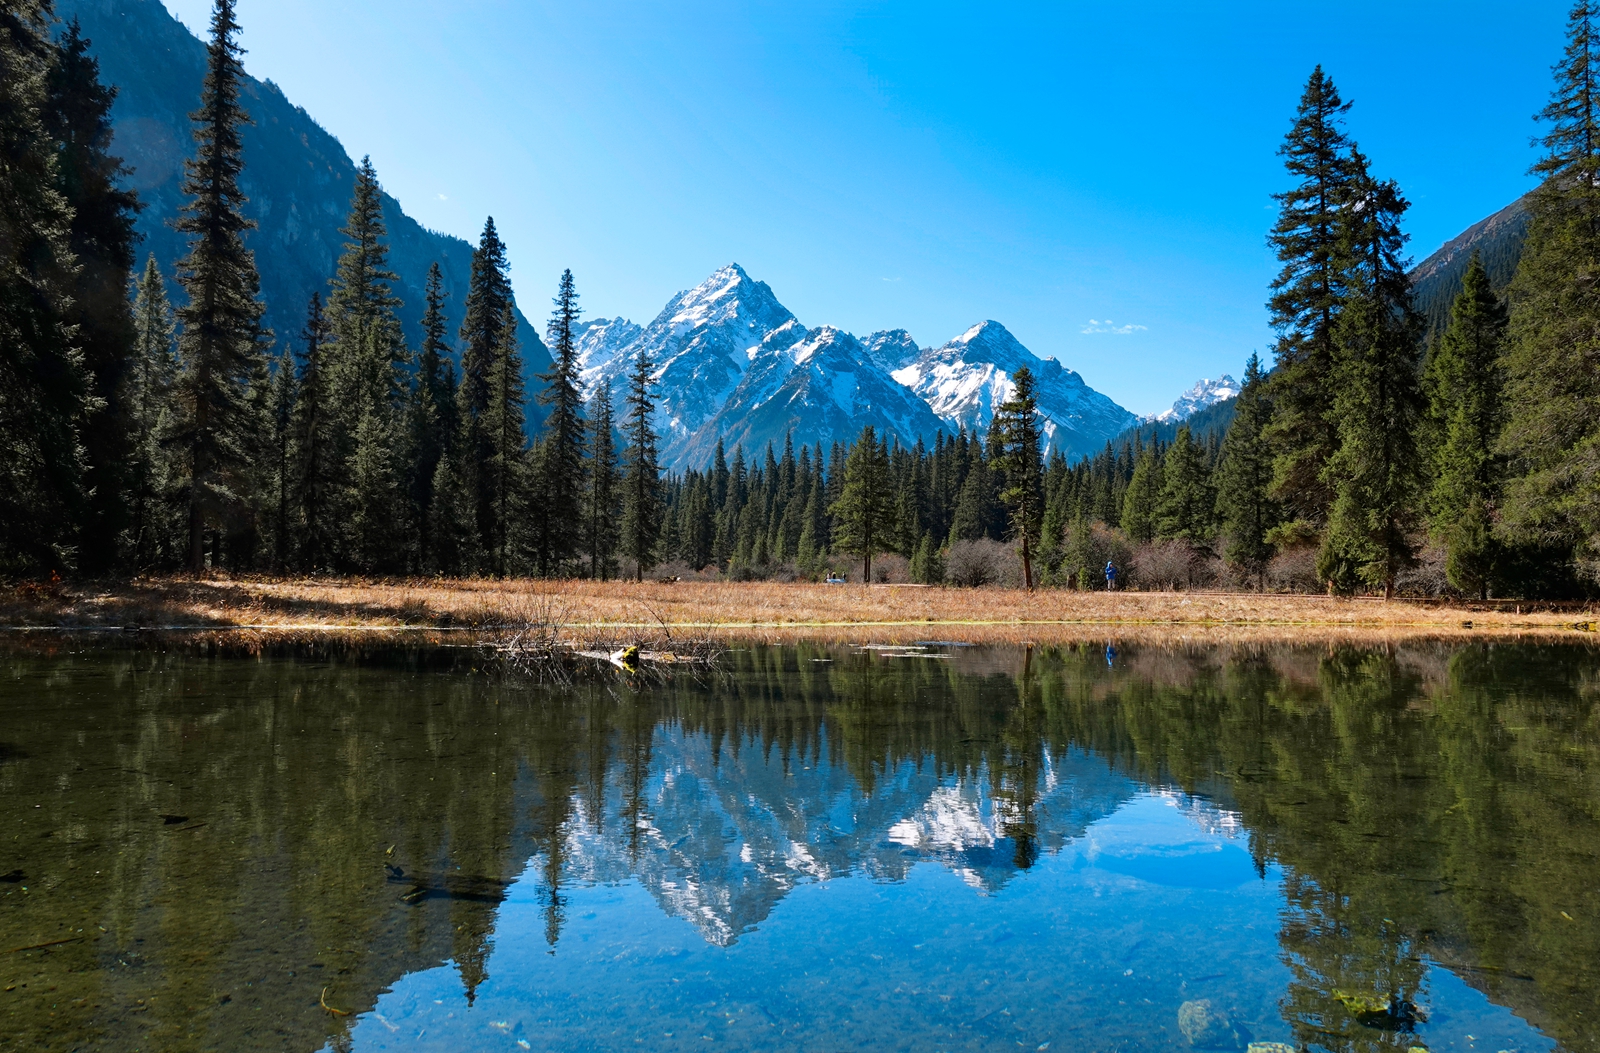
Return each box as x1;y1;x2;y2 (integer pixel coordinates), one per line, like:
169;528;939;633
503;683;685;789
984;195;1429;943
1267;547;1320;593
946;539;1020;588
1130;540;1214;590
1395;541;1451;597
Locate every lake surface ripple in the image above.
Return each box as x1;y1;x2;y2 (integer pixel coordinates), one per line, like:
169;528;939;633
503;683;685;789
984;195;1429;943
1;640;1596;1053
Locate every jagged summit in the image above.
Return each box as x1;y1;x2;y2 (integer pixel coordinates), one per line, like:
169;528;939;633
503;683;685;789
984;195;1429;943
572;267;1147;468
894;320;1136;460
1150;375;1240;425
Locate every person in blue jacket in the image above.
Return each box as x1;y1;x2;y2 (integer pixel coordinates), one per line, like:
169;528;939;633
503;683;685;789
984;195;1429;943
1104;560;1118;591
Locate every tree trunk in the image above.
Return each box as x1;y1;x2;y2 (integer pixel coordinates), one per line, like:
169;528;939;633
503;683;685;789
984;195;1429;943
1020;534;1033;591
863;551;871;584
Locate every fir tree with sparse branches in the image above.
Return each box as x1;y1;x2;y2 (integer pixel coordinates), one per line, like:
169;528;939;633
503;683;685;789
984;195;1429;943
534;268;586;575
620;348;662;581
1264;66;1360;524
169;0;270;571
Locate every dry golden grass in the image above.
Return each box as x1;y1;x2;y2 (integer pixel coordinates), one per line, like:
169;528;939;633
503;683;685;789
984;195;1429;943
3;575;1598;646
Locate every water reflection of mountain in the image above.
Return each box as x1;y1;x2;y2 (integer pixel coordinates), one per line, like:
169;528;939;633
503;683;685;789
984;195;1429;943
557;728;1139;945
2;640;1599;1053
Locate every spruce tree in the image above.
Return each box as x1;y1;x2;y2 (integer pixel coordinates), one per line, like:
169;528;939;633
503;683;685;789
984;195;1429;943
0;0;92;573
290;294;335;570
484;308;527;576
992;365;1045;588
45;18;141;570
1157;425;1216;542
456;218;512;567
586;381;620;580
1500;0;1600;580
620;348;662;581
170;0;269;572
1316;158;1425;598
1426;254;1508;597
326;156;407;570
534;269;586;575
1121;443;1162;544
411;262;455;569
1214;354;1279;584
830;426;893;582
126;255;179;567
1264;66;1359;524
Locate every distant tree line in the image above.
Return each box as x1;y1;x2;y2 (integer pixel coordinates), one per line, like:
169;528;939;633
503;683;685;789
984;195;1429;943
6;0;1600;599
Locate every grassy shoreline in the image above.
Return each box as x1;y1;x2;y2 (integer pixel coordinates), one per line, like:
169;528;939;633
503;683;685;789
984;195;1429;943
4;576;1597;645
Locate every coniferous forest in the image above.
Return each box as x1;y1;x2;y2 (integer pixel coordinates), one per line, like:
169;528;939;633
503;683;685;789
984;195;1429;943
7;0;1600;599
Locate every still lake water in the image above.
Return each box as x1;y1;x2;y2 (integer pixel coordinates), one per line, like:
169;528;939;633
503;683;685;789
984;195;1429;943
1;639;1597;1053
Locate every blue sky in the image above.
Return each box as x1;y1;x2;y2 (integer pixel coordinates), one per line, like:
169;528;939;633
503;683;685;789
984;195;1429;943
165;0;1564;416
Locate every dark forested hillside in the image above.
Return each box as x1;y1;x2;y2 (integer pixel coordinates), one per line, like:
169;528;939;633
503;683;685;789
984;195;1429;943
56;0;550;418
1112;397;1237;452
1409;196;1528;337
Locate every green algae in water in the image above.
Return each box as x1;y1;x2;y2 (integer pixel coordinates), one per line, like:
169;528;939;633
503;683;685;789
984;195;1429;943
0;640;1593;1052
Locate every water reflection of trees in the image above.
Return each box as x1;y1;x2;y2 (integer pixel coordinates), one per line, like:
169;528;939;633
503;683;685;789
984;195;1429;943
2;640;1597;1052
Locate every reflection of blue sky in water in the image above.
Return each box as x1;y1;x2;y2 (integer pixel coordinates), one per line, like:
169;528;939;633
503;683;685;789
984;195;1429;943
329;751;1553;1053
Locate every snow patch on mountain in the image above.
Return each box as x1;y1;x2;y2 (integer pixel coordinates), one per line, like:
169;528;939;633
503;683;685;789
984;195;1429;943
578;263;798;456
894;321;1137;460
676;325;947;467
1148;375;1239;424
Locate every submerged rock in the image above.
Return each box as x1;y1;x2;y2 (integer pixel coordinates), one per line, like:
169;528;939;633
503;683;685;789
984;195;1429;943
1247;1044;1296;1053
1179;1000;1246;1049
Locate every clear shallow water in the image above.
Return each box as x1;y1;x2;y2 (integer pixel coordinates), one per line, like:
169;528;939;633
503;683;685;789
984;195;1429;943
0;641;1596;1052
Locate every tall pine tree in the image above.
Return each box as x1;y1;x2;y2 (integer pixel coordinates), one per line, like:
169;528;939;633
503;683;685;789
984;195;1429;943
831;426;892;582
455;218;512;571
620;348;662;581
534;269;586;575
170;0;269;572
992;365;1044;588
326;156;407;570
483;308;526;576
1264;67;1359;525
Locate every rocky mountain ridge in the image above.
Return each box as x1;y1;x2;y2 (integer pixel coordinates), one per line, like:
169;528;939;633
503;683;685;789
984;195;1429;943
577;264;1144;469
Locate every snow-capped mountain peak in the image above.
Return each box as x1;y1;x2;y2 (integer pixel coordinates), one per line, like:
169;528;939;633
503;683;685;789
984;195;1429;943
894;320;1136;459
568;266;1138;467
1149;375;1239;424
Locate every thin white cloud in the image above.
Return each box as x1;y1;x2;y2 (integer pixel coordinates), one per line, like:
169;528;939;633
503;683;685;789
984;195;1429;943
1081;318;1147;335
437;193;449;201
